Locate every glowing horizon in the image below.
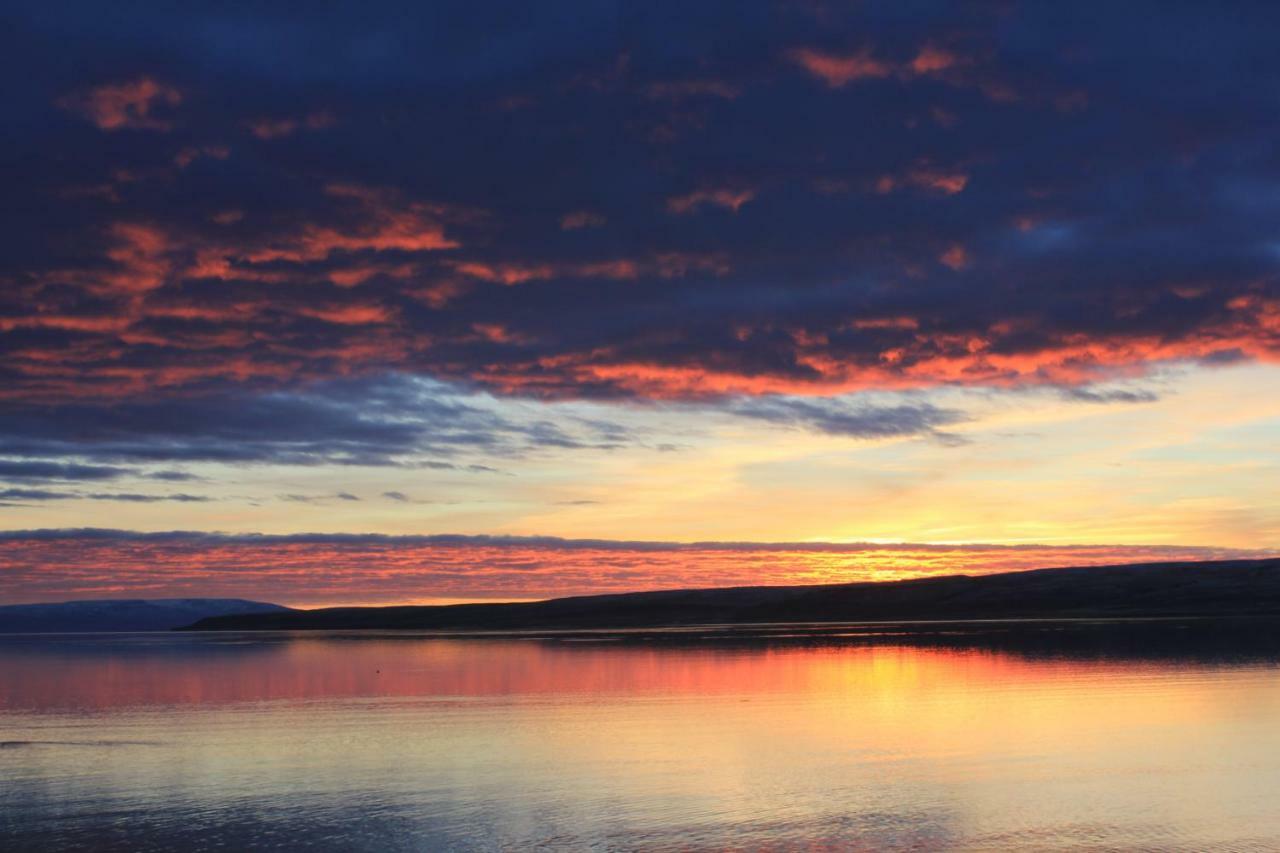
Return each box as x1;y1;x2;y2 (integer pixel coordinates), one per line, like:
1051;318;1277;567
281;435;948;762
1;530;1274;608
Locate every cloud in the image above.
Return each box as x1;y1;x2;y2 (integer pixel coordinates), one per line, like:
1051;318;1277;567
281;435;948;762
280;492;359;504
874;168;969;195
144;470;201;482
3;2;1279;410
240;183;462;263
0;460;199;484
643;79;740;100
0;489;209;503
0;528;1272;605
0;376;635;472
559;210;606;230
58;77;182;131
1060;386;1160;404
939;244;969;270
787;43;967;89
87;493;210;502
666;187;756;215
246;111;335;140
382;491;410;502
728;396;967;441
787;47;892;87
0;460;132;482
0;488;67;501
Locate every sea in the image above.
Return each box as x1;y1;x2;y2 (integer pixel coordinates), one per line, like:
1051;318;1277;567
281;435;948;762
3;621;1280;851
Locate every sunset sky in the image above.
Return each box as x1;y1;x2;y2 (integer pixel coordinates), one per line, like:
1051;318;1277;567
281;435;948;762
2;2;1278;605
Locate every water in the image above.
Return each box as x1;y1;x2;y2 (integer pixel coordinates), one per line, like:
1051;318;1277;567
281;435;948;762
3;623;1280;851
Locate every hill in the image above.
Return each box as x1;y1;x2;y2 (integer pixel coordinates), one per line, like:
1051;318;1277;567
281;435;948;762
0;599;292;633
182;557;1280;631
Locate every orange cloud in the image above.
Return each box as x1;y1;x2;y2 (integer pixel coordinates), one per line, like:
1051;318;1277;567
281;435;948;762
450;253;727;285
654;252;731;278
0;314;131;333
174;145;229;168
451;261;554;285
471;323;531;344
59;77;182;131
911;168;969;194
850;317;920;331
910;45;958;75
296;303;395;325
939;244;969;270
788;47;891;87
666;187;757;215
469;309;1280;400
877;167;969;195
791;43;978;91
246;111;336;140
328;262;417;288
450;259;640;284
560;210;607;230
246;184;460;262
7;271;1278;404
101;223;172;293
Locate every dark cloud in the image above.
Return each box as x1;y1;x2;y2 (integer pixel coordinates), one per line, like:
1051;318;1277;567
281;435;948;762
382;491;410;502
0;488;67;502
1060;386;1161;404
87;492;211;503
282;492;363;503
0;528;1271;559
143;470;201;481
0;0;1277;411
0;460;132;481
729;396;966;442
420;461;506;474
0;375;634;469
0;489;209;503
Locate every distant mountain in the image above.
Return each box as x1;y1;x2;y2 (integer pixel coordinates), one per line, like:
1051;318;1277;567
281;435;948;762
0;599;292;633
184;557;1280;632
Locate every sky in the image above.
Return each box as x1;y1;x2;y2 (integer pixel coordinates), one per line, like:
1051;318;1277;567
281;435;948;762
1;1;1278;605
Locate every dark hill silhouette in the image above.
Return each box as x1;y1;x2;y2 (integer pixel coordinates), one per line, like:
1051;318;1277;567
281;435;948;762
183;557;1280;631
0;599;291;633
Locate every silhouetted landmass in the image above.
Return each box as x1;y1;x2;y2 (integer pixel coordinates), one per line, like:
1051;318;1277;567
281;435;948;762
183;558;1280;631
0;599;291;633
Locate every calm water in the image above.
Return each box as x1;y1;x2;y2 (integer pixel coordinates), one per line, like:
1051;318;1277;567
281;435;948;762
3;623;1280;851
